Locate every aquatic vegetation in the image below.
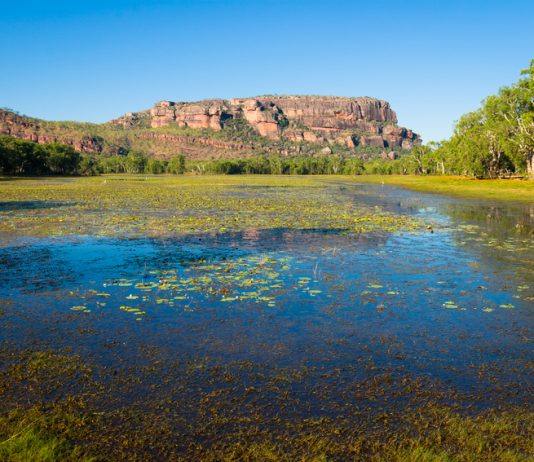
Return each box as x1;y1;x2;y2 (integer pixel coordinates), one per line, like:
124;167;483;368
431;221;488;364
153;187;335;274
66;253;325;319
0;176;532;460
0;176;422;238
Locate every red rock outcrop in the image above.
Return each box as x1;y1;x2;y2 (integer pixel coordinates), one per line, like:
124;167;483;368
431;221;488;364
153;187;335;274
0;110;104;153
150;100;231;131
239;99;280;139
120;95;419;149
256;96;396;131
1;95;420;161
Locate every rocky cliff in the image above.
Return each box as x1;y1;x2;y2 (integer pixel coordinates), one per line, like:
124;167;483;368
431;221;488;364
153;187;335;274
1;95;420;160
0;110;104;153
113;95;418;150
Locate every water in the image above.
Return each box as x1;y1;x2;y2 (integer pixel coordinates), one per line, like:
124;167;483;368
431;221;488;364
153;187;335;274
0;182;532;429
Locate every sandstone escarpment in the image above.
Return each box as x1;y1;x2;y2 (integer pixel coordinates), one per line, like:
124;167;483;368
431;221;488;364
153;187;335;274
1;95;420;161
0;110;104;153
116;95;419;149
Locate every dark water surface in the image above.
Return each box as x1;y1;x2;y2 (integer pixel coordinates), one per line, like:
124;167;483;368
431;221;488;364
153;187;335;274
1;183;533;423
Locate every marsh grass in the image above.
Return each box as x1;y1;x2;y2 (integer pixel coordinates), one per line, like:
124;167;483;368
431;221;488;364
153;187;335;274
1;405;530;461
0;409;95;462
351;175;534;202
192;407;534;461
0;175;421;238
1;348;531;461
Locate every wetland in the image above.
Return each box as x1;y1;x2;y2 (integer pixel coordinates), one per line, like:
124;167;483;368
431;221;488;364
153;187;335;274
0;175;532;461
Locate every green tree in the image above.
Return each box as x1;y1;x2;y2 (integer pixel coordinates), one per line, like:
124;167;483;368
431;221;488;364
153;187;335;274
79;155;100;176
343;157;365;175
167;154;186;174
124;151;147;173
45;143;81;175
432;59;534;178
99;155;126;173
146;159;166;174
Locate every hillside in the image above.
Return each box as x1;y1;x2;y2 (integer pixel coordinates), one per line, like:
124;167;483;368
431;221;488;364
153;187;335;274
0;96;420;160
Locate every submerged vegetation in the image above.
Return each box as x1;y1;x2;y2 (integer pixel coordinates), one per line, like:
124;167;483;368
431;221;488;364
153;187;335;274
0;176;421;238
0;175;532;460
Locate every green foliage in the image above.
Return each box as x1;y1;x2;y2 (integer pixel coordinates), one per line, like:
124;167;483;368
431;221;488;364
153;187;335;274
146;158;166;174
0;136;82;176
167;154;185;174
0;409;94;462
124;151;147;174
45;144;80;175
186;155;371;175
410;59;534;178
98;154;126;174
78;155;100;176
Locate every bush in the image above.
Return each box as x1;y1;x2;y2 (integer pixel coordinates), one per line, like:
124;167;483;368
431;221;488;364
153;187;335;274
167;155;185;174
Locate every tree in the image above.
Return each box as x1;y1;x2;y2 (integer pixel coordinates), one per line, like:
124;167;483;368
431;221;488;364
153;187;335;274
79;155;100;176
167;154;186;174
503;60;534;177
432;59;534;178
45;143;81;175
99;155;126;173
124;151;147;173
146;158;166;174
343;157;364;175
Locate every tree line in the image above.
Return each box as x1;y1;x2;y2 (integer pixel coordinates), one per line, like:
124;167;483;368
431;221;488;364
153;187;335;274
0;137;366;176
0;136;84;175
424;60;534;178
0;136;186;176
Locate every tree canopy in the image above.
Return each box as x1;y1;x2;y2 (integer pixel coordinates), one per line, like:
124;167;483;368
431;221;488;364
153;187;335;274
428;60;534;178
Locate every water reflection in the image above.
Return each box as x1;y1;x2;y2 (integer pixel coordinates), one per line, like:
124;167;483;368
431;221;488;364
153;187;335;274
0;184;532;414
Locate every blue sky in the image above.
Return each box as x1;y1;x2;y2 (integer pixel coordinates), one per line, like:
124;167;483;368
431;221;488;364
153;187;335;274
1;0;533;142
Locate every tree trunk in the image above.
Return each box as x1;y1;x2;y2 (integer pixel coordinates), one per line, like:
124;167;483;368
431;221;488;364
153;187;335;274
528;152;534;178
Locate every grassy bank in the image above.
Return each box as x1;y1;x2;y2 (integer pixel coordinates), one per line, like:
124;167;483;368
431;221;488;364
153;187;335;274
1;404;532;461
349;175;534;202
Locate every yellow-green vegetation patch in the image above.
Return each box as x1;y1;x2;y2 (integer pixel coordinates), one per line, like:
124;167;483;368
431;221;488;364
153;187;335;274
0;175;421;238
351;175;534;202
0;409;95;462
71;253;324;318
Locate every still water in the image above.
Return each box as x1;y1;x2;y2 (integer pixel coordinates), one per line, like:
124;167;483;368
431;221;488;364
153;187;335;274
1;182;532;419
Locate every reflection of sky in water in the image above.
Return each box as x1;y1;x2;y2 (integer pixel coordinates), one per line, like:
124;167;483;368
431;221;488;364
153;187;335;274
0;184;532;409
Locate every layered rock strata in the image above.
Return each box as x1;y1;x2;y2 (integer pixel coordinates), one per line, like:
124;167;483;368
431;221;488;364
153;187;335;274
1;95;420;160
116;95;418;149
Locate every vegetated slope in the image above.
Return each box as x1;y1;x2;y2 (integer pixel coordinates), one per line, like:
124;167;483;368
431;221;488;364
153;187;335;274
0;95;420;161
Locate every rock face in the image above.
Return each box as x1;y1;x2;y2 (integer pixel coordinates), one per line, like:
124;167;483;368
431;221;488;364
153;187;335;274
150;100;230;131
120;95;419;148
0;110;104;153
1;95;420;160
256;95;396;129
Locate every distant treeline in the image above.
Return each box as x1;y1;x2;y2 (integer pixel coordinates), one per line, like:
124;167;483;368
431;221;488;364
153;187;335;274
0;136;186;176
0;135;419;176
0;136;86;175
2;132;532;178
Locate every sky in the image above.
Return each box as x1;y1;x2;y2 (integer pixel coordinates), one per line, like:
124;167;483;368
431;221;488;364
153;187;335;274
1;0;533;142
